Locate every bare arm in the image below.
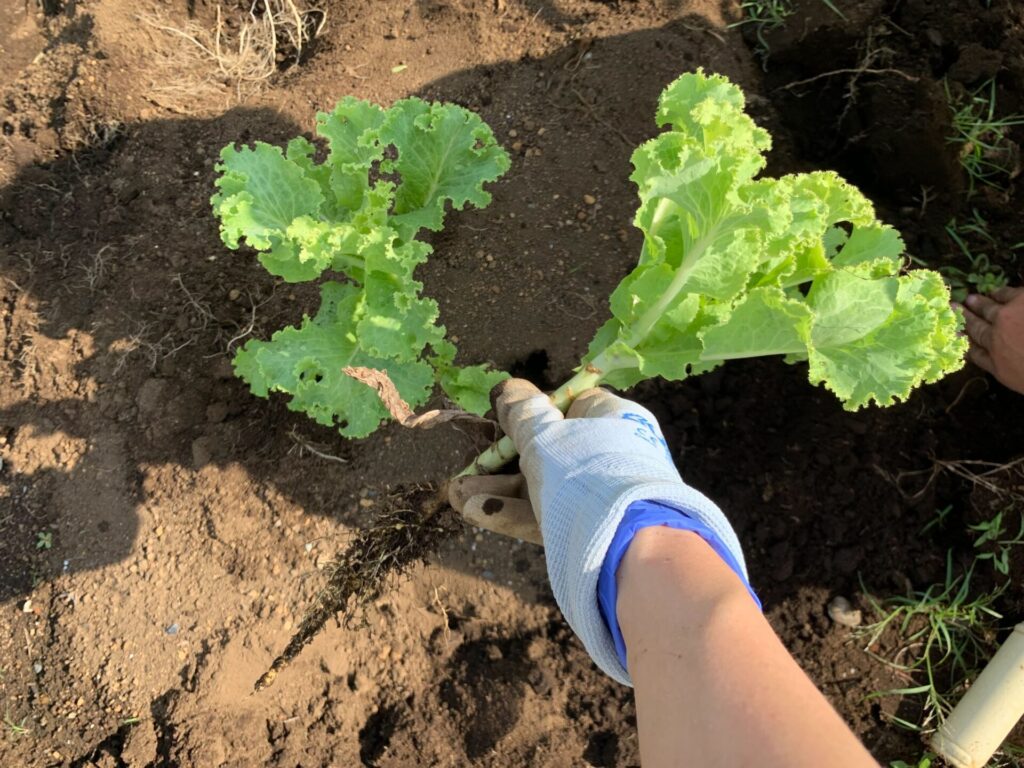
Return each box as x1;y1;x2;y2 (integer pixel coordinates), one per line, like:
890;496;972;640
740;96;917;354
618;526;880;768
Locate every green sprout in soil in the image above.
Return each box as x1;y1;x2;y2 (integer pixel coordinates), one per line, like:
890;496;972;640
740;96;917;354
890;755;934;768
940;213;1009;302
858;555;1002;732
969;507;1024;578
730;0;793;63
920;504;953;536
730;0;846;65
35;531;53;550
3;711;30;738
946;78;1024;195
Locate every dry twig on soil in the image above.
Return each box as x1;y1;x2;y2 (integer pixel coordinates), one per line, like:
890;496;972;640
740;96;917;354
894;456;1024;504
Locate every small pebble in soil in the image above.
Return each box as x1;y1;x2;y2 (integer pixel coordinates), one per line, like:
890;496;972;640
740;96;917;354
827;596;862;628
583;194;596;205
165;623;179;635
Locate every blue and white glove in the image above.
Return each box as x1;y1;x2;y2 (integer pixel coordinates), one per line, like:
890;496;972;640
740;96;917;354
448;379;758;686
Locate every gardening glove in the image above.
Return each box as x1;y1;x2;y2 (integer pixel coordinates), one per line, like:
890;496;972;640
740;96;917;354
448;378;755;686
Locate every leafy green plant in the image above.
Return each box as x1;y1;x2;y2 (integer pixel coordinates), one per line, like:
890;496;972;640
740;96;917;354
859;556;1002;732
35;531;52;550
947;78;1024;195
212;97;511;437
464;70;966;475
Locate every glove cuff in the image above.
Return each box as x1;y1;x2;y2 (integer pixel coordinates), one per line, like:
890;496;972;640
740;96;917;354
540;462;746;687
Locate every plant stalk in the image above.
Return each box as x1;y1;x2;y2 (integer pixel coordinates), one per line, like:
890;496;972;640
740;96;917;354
457;360;607;476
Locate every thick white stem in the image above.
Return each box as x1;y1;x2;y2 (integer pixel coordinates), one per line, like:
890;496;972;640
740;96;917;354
457;360;608;476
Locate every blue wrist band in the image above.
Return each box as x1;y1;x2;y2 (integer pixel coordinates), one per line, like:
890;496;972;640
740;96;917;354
596;499;762;671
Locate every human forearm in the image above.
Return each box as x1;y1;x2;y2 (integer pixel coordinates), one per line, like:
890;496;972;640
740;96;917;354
618;526;879;768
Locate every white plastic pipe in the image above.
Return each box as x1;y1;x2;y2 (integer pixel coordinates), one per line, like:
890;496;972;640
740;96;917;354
931;622;1024;768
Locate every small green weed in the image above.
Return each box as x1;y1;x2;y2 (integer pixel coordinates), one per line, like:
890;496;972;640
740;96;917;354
3;711;30;738
920;504;953;535
730;0;793;63
859;555;1002;731
969;507;1024;577
941;214;1009;302
730;0;846;65
35;531;53;551
947;78;1024;195
890;755;934;768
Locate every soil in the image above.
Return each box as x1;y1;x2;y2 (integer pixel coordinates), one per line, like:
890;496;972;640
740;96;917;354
1;0;1023;766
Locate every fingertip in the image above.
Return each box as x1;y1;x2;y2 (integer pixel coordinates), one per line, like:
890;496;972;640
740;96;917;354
494;382;563;447
447;476;469;511
489;377;514;415
490;378;544;411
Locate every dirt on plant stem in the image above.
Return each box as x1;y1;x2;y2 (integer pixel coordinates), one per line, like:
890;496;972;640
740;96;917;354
1;0;1024;766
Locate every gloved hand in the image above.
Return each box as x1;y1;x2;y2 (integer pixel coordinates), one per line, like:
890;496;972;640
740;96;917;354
448;378;752;685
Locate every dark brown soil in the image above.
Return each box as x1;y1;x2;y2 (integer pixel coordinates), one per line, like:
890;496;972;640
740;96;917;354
1;0;1023;766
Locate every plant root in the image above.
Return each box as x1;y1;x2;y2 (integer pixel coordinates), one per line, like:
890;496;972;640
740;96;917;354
894;456;1024;504
254;484;459;692
138;1;327;105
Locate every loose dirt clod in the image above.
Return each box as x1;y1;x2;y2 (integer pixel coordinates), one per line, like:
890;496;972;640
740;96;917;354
254;485;459;692
828;595;863;628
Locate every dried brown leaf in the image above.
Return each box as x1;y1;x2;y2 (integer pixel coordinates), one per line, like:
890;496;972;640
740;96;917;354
341;366;490;429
